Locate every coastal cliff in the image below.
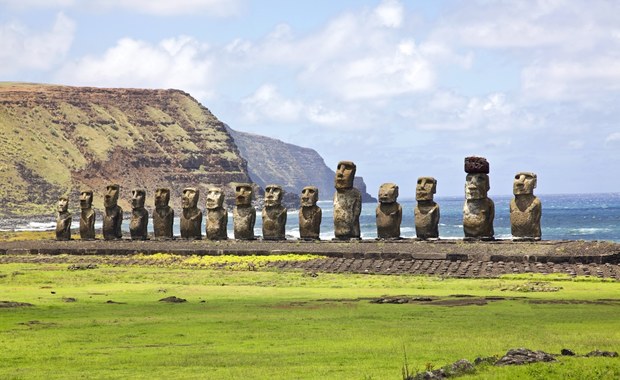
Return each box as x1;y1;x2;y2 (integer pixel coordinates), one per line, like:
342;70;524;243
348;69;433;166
227;127;377;203
0;83;251;216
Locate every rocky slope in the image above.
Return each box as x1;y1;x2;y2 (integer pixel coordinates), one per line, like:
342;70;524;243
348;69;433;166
0;83;251;216
227;127;377;203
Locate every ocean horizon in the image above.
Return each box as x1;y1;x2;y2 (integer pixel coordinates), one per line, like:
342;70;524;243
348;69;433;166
3;193;620;242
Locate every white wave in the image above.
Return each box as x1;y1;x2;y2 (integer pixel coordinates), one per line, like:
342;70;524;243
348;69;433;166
570;228;612;235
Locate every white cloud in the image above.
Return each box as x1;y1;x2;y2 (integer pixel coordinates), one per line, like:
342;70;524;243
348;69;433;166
522;58;620;101
403;91;539;133
372;0;404;28
240;84;303;123
0;0;241;16
224;0;436;102
431;0;620;50
55;36;215;99
0;12;75;75
606;132;620;144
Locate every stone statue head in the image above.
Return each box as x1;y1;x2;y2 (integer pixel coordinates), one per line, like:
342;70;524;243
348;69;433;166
79;190;93;209
465;173;490;200
301;186;319;207
57;196;69;213
335;161;356;190
131;189;146;209
182;187;199;209
513;172;537;196
235;183;253;206
378;183;399;204
155;188;170;208
104;184;120;208
416;177;437;201
264;184;283;207
206;187;225;209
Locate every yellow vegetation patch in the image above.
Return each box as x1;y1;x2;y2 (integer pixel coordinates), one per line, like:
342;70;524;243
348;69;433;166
132;253;320;271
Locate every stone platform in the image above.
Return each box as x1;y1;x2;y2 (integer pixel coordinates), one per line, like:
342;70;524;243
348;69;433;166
1;239;619;264
1;239;620;279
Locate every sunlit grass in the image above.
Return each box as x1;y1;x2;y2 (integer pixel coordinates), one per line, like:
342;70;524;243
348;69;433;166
1;262;619;379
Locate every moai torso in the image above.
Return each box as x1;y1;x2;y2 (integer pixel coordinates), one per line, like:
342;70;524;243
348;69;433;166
233;183;256;240
414;177;440;239
262;185;287;240
206;187;228;240
129;189;148;240
299;186;321;240
55;197;72;241
79;190;96;240
463;198;495;238
510;172;542;240
462;158;494;240
333;161;362;240
103;184;123;240
180;187;202;240
153;188;174;239
375;183;402;239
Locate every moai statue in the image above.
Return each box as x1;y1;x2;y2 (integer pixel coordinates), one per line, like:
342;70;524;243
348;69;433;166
79;190;96;240
375;183;402;240
510;172;542;240
414;177;440;240
180;187;202;240
233;183;256;240
103;184;123;240
153;188;174;239
333;161;362;240
129;189;148;240
205;187;228;240
463;157;494;240
299;186;322;240
55;196;72;241
262;184;287;240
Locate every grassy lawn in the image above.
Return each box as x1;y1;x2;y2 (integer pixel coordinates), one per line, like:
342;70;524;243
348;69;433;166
1;258;619;379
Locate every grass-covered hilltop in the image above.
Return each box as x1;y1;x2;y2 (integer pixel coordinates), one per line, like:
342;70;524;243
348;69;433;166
0;82;251;216
0;82;375;217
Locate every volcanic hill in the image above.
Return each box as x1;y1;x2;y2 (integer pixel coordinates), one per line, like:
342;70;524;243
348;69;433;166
0;83;251;216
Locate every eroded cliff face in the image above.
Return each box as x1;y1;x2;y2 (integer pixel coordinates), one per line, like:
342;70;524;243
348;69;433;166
0;83;251;216
227;127;377;204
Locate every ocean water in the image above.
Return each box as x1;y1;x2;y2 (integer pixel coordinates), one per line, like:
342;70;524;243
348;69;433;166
4;193;620;242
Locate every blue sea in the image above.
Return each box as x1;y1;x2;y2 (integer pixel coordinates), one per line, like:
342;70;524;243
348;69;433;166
5;193;620;242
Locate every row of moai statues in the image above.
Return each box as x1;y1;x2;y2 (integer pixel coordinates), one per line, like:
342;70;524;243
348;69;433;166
55;157;541;241
54;182;322;241
342;157;541;241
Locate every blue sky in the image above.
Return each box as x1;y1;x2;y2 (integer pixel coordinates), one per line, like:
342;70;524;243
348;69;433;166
2;0;620;197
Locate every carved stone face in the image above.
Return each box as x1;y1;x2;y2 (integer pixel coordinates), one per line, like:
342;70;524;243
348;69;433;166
416;177;437;201
378;183;399;204
335;161;356;190
301;186;318;207
514;172;537;195
155;188;170;208
57;197;69;213
104;184;120;208
79;190;93;209
131;189;146;209
465;173;490;200
264;185;283;207
235;184;253;206
206;187;225;209
182;187;199;209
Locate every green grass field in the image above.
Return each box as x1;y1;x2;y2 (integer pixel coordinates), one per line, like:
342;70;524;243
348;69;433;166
1;258;619;379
